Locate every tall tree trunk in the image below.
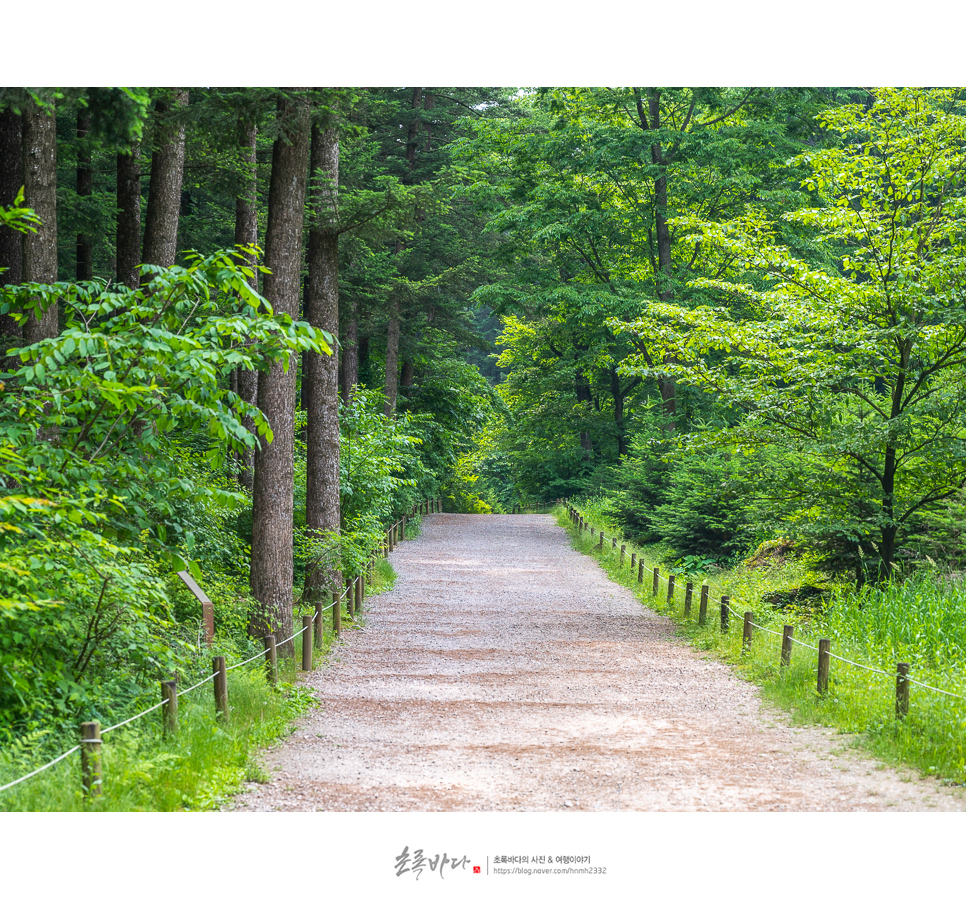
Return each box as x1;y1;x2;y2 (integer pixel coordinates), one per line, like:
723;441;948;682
234;117;259;490
382;87;424;417
400;358;414;389
304;122;341;608
358;331;370;387
142;90;187;270
639;88;677;428
116;145;141;288
250;92;310;655
878;444;898;582
610;366;629;457
384;301;400;416
877;347;909;581
339;303;358;403
575;370;594;460
650;92;676;426
406;87;423;172
0;108;23;364
75;108;93;282
22;99;58;343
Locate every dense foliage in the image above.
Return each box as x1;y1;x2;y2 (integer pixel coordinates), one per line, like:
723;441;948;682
467;87;966;585
5;85;966;782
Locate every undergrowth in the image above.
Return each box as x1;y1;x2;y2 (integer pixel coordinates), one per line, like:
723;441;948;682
0;555;401;811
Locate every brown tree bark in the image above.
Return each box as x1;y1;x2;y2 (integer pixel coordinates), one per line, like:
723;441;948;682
610;367;639;457
400;358;414;389
234;117;259;491
339;303;358;403
384;301;400;416
575;370;594;460
116;145;142;288
382;87;423;417
21;99;58;343
142;90;187;270
76;108;93;282
406;87;423;171
250;92;310;656
648;90;677;426
303;122;342;607
633;88;677;428
358;332;370;386
0;108;23;363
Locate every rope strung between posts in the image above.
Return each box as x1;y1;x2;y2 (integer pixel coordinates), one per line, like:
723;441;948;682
0;538;368;795
0;500;429;797
566;503;966;703
100;700;169;736
226;579;355;673
0;745;82;793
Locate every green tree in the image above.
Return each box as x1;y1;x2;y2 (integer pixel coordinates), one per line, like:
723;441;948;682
0;251;329;730
616;88;966;579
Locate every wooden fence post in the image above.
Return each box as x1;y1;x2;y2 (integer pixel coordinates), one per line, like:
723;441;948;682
667;575;675;604
314;602;325;644
333;589;342;638
699;585;709;626
742;611;754;653
620;545;626;567
80;721;102;798
638;559;644;584
630;553;637;572
355;575;363;612
781;625;793;668
176;570;215;647
652;567;659;597
896;662;910;719
817;639;830;695
213;656;228;722
612;537;617;550
684;581;693;617
301;615;313;671
598;532;604;550
720;596;730;632
161;680;178;736
264;634;278;685
346;580;355;620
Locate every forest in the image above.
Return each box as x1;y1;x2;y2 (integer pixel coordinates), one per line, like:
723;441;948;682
4;86;966;799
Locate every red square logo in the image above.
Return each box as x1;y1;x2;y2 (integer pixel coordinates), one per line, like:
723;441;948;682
473;866;481;874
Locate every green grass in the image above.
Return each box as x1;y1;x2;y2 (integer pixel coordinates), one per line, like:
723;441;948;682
0;554;402;812
369;556;398;595
0;667;313;811
558;504;966;787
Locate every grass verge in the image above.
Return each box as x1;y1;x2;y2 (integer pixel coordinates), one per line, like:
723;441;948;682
0;556;401;811
557;505;966;788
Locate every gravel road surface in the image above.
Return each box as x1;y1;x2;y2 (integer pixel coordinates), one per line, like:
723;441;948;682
230;513;965;812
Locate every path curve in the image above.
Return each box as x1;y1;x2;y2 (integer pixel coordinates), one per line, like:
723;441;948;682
231;514;964;812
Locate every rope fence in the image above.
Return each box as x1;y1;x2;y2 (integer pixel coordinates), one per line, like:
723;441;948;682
0;496;441;800
562;500;966;715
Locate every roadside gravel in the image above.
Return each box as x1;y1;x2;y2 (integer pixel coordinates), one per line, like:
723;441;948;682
230;513;966;812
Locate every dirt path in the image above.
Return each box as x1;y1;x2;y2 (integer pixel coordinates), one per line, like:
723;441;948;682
231;513;965;812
